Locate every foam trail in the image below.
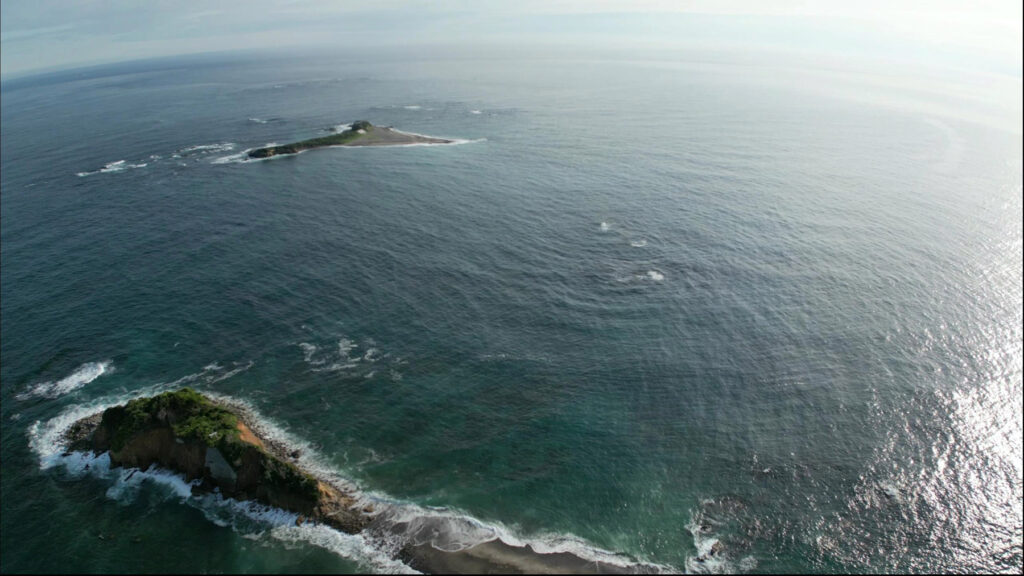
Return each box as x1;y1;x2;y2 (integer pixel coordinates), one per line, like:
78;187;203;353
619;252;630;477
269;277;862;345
202;393;668;571
631;239;648;248
16;361;113;400
299;343;324;365
210;150;252;164
379;128;484;147
26;382;417;573
32;386;670;574
207;361;254;383
338;338;358;358
403;105;422;110
212;142;289;164
177;143;236;154
38;451;416;573
77;160;148;177
647;270;665;281
683;501;758;574
470;110;482;115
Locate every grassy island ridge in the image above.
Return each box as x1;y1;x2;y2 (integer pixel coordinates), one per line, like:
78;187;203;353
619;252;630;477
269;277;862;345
99;387;239;451
247;120;454;158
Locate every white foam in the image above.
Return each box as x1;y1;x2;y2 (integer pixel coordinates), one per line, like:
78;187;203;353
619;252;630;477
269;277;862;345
24;361;256;465
298;343;324;365
210;150;252;164
373;503;668;570
381;128;482;147
333;138;484;149
42;444;416;573
207;361;254;383
248;117;269;124
647;270;665;281
684;505;757;574
31;385;670;574
77;160;148;177
338;339;358;358
16;361;113;400
403;105;422;110
221;131;479;164
470;110;482;115
685;517;728;574
271;524;418;574
28;384;175;469
178;143;236;154
313;362;359;373
299;338;397;377
599;221;611;232
631;239;648;248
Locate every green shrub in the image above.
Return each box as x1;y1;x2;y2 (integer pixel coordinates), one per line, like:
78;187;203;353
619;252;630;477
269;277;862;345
103;388;240;451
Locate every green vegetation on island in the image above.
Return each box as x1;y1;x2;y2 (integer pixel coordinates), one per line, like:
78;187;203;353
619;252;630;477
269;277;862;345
66;388;358;530
100;387;238;451
247;120;453;158
62;388;642;573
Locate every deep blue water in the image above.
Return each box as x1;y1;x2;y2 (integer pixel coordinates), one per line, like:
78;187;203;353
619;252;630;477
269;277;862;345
1;51;1021;573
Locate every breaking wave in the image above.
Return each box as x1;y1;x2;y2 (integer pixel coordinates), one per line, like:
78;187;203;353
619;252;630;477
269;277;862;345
76;160;147;177
16;361;113;400
29;382;670;574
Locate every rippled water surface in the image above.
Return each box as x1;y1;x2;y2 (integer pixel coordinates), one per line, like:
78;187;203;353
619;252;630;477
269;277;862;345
2;52;1021;573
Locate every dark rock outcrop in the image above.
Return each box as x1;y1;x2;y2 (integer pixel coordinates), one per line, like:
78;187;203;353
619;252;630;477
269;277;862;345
246;120;453;159
69;388;367;533
63;389;651;573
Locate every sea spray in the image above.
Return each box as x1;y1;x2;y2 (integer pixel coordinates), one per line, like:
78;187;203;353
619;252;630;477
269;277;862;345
16;361;113;400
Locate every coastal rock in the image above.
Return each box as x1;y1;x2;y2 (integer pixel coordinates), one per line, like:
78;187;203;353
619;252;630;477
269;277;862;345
71;388;367;533
63;388;648;574
246;120;453;159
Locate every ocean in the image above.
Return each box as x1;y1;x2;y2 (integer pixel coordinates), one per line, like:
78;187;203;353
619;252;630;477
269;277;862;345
1;49;1021;573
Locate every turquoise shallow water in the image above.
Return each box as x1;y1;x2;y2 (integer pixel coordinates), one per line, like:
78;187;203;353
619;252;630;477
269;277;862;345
1;52;1021;573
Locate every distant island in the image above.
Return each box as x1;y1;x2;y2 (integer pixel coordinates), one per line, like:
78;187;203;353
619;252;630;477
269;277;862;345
63;389;648;574
247;120;454;158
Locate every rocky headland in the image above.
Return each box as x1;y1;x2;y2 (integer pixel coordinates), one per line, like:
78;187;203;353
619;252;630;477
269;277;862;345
63;389;655;574
64;388;367;533
247;120;453;159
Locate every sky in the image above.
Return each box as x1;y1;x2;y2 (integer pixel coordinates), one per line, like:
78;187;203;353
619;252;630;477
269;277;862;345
1;0;1022;78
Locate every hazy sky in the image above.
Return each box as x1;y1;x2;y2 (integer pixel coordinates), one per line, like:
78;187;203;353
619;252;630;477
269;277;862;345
2;0;1021;77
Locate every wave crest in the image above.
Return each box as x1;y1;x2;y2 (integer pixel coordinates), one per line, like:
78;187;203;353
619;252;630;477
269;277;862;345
30;384;670;573
16;361;112;400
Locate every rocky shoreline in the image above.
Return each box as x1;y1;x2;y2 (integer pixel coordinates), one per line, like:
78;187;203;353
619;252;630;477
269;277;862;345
63;389;367;533
62;389;659;574
247;120;454;159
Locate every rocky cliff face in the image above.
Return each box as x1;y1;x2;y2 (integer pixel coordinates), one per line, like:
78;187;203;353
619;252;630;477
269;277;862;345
70;388;367;533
